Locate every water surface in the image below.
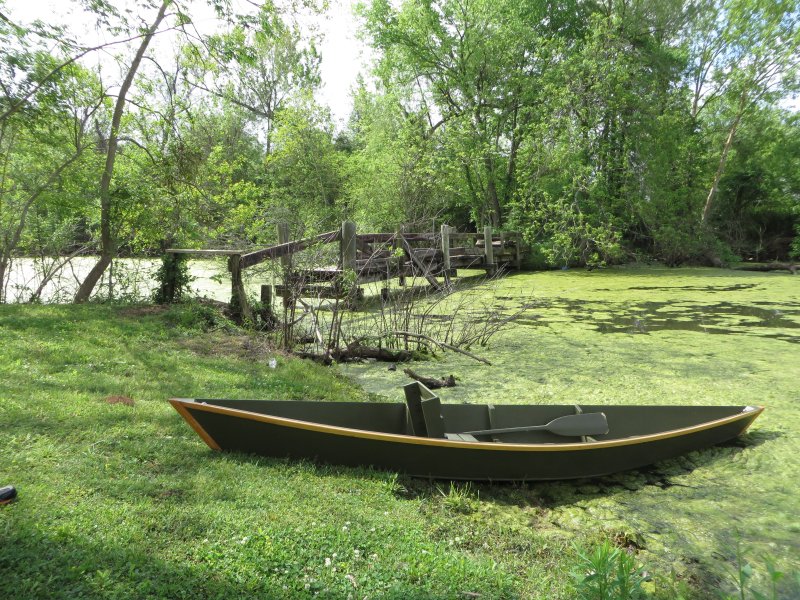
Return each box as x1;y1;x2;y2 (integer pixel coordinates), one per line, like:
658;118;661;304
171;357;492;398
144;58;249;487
340;266;800;588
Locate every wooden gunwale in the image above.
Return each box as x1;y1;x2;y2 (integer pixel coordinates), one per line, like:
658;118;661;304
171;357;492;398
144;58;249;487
169;399;763;453
170;399;222;450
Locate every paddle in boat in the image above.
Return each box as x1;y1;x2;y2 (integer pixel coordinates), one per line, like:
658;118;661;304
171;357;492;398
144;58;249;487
170;382;763;481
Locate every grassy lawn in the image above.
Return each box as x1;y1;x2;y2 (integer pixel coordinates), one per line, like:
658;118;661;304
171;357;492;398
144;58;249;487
0;303;570;599
1;268;798;598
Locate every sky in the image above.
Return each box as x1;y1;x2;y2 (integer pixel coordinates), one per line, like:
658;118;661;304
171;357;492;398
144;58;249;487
5;0;371;126
315;0;371;124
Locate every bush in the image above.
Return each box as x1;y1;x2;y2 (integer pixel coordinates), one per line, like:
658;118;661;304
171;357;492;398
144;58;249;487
163;301;226;331
152;253;193;304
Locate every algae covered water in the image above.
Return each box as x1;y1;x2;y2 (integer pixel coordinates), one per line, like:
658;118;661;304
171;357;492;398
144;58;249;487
340;266;800;589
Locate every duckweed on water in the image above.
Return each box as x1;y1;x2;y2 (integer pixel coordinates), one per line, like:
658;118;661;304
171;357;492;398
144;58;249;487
342;266;800;595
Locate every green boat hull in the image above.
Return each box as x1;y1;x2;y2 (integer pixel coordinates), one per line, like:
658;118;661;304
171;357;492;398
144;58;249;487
170;398;763;481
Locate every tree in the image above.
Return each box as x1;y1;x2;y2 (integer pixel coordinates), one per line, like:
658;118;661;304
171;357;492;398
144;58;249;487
74;0;171;302
362;0;585;227
344;82;462;230
0;11;102;301
185;4;321;154
693;0;800;225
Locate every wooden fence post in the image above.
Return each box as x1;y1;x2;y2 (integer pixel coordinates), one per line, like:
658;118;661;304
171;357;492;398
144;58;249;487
396;226;406;286
483;225;495;275
441;224;451;272
228;253;253;324
341;220;357;272
514;232;522;269
341;220;358;304
260;284;275;326
277;222;290;306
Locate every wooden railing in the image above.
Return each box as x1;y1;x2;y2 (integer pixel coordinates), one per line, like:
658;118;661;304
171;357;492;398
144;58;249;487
165;221;524;323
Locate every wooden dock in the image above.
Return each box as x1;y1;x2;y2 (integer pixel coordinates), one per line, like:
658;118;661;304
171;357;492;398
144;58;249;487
167;222;524;322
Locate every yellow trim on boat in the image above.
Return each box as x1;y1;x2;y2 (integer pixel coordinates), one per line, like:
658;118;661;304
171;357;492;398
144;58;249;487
169;398;222;450
170;399;764;453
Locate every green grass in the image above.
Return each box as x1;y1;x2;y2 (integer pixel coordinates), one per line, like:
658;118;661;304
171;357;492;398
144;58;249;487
0;303;563;599
1;267;799;598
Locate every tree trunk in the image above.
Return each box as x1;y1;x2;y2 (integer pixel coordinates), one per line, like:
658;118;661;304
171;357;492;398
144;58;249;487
701;91;747;225
74;0;170;302
484;154;502;227
0;260;7;304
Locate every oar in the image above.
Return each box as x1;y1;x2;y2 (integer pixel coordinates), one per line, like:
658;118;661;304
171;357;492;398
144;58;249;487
463;412;608;437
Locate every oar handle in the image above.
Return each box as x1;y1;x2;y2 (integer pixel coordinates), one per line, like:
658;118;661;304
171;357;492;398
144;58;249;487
463;412;608;437
463;424;548;436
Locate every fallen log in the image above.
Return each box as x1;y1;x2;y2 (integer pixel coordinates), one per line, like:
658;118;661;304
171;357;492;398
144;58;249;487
403;368;456;389
295;346;414;365
733;262;796;274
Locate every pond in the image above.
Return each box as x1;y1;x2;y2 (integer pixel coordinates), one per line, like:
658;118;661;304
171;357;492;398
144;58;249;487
340;266;800;587
3;257;265;303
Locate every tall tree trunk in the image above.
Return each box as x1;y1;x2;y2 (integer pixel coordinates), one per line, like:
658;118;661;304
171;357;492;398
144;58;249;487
74;0;170;302
484;154;502;227
701;91;748;225
0;260;7;304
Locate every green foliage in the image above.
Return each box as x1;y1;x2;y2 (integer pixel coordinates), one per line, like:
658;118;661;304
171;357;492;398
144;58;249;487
1;0;800;304
262;97;344;232
510;191;625;268
163;299;228;332
343;85;458;229
152;253;193;304
436;482;479;515
719;535;795;600
570;540;648;600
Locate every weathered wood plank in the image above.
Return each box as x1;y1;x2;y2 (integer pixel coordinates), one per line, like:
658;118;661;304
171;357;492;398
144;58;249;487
239;230;340;269
400;235;442;290
441;224;451;272
411;248;442;260
483;226;495;274
166;249;241;257
450;255;485;268
357;232;436;243
450;246;485;256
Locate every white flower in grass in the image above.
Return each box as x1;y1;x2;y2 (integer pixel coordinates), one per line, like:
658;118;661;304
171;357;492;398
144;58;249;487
325;557;332;567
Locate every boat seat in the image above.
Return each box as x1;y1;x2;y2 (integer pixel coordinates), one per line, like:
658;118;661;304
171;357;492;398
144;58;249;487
403;382;445;438
445;433;479;442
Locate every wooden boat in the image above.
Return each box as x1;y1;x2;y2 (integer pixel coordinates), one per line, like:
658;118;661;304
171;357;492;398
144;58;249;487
170;382;763;481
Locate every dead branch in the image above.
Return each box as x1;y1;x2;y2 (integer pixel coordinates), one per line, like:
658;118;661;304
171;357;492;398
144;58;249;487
392;330;492;365
403;368;457;389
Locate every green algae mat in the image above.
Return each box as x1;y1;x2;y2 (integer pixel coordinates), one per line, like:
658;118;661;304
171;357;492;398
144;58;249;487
342;266;800;592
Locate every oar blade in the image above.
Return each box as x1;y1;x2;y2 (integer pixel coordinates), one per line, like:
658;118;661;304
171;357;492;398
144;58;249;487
548;412;608;437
